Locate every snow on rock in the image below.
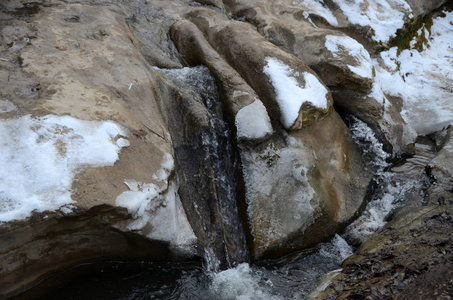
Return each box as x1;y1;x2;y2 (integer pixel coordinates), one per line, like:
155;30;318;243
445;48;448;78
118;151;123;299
292;0;338;26
235;99;273;141
0;115;129;223
333;0;412;43
263;57;328;129
374;10;453;135
325;35;374;79
116;153;196;251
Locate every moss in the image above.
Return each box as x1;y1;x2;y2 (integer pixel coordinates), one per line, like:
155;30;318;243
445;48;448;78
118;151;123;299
390;13;434;55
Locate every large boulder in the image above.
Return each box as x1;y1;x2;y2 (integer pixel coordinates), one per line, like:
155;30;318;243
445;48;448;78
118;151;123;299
222;0;420;155
0;3;197;296
310;205;453;299
168;8;372;259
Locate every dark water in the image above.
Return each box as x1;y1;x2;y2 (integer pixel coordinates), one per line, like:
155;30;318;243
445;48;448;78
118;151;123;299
38;234;352;300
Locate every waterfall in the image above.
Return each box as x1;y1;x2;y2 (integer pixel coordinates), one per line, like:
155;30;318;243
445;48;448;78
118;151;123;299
155;66;249;270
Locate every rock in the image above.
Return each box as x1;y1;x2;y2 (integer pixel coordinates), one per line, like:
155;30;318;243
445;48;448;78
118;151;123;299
0;2;198;296
2;0;449;296
426;125;453;206
313;205;453;299
222;0;418;155
405;0;449;19
240;111;372;258
182;8;333;130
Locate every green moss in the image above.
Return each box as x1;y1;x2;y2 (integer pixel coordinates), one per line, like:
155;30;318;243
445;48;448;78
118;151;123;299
390;13;433;55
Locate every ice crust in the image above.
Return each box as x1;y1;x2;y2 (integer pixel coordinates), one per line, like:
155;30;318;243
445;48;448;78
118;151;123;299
0;115;129;222
263;57;328;129
325;35;374;79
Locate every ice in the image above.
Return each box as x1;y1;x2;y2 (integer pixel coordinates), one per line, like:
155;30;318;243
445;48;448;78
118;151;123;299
0;100;17;113
235;100;273;140
333;0;411;42
0;115;128;223
263;57;328;129
115;153;197;251
293;0;338;26
374;10;453;135
325;35;374;79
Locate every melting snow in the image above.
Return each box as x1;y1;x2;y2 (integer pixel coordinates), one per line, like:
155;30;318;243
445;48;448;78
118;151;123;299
333;0;412;42
263;57;328;129
325;35;374;79
116;153;196;250
0;115;129;223
374;10;453;135
235;100;273;140
293;0;338;26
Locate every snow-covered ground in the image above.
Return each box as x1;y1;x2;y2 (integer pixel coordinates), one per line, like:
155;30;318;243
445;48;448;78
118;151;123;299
0;115;129;223
333;0;412;42
375;10;453;135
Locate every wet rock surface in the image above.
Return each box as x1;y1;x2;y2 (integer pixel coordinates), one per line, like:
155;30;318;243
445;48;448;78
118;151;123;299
314;205;453;299
0;0;452;298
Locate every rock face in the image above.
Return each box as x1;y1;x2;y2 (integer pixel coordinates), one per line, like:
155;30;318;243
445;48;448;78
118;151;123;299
310;124;453;299
0;0;451;297
311;205;453;299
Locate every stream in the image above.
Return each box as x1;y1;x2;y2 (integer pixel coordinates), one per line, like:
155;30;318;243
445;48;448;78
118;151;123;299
36;68;435;299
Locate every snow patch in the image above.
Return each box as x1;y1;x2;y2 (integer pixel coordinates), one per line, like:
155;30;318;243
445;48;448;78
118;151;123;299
235;100;273;140
325;35;374;79
0;115;128;223
374;10;453;135
263;57;328;129
115;153;196;250
293;0;338;26
333;0;412;42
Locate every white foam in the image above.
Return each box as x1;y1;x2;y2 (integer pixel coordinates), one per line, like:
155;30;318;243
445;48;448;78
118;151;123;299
235;100;273;140
209;263;282;300
0;115;128;222
263;57;328;129
325;35;374;79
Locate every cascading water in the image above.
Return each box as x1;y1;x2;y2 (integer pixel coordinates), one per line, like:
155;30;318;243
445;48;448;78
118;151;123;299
45;75;435;300
342;116;431;245
155;66;249;270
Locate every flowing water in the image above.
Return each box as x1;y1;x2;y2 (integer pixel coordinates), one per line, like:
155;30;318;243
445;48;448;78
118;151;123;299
41;70;434;299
